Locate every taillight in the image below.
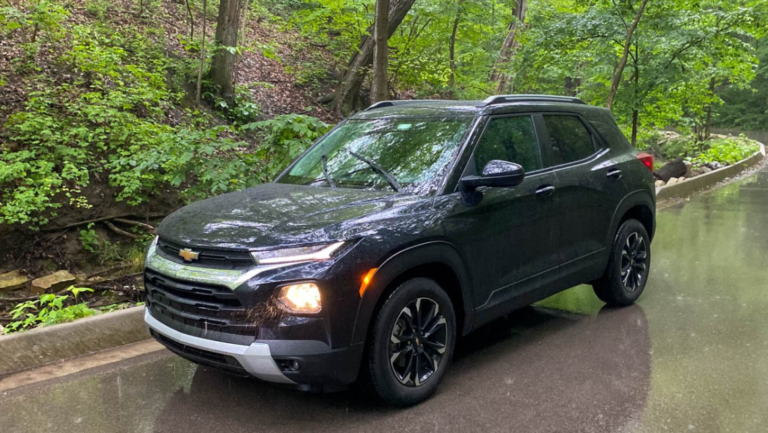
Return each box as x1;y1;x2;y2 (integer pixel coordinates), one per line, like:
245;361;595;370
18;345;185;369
637;152;654;172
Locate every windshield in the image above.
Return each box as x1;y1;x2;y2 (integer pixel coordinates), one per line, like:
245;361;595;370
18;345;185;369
276;117;473;195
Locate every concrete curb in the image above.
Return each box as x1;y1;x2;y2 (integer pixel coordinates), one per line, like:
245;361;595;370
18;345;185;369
656;142;766;201
0;306;149;375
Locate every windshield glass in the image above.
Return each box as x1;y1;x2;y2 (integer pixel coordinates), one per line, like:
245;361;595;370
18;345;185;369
276;117;473;195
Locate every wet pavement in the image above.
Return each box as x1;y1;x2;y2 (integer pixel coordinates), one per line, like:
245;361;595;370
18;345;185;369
3;168;768;433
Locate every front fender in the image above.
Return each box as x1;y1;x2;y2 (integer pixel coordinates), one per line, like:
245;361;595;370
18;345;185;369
350;241;474;346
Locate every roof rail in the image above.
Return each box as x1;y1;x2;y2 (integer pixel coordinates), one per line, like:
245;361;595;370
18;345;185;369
364;100;437;111
478;94;586;107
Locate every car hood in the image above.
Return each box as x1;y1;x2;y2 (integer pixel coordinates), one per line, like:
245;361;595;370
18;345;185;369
158;183;433;249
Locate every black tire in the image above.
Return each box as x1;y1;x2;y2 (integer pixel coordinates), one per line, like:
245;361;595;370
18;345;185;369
363;278;457;407
593;219;651;307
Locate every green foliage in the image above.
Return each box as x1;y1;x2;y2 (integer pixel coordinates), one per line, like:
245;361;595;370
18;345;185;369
79;223;100;253
0;0;69;42
715;41;768;129
1;24;177;225
660;136;700;160
1;22;291;227
242;114;332;181
691;136;759;167
4;286;96;334
207;84;262;125
85;0;110;21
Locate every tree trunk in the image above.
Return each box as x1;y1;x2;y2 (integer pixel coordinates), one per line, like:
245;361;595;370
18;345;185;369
489;0;527;94
630;51;640;147
606;0;649;110
185;0;195;39
564;76;581;96
631;109;639;147
705;77;715;139
448;0;464;94
211;0;244;104
370;0;390;104
196;0;208;106
239;0;251;48
328;0;416;116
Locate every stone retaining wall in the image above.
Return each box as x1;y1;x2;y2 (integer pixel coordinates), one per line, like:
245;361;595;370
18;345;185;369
0;306;147;375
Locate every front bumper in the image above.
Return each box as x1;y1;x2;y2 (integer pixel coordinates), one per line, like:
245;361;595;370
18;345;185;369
145;309;294;384
146;308;364;388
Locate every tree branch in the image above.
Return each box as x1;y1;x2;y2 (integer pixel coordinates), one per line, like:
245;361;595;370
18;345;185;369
105;221;143;240
606;0;649;110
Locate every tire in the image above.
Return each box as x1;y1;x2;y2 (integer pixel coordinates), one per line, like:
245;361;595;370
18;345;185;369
363;278;457;407
593;219;651;307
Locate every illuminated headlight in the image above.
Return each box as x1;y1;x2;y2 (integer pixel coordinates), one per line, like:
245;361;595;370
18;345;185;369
251;241;346;265
277;283;322;314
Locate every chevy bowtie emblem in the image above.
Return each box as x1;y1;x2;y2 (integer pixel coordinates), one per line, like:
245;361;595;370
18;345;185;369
179;248;200;262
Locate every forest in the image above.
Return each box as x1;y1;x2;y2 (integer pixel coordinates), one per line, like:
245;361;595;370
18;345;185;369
0;0;767;329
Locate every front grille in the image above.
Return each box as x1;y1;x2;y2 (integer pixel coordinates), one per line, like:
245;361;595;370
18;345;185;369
145;269;259;336
150;330;249;376
156;238;255;269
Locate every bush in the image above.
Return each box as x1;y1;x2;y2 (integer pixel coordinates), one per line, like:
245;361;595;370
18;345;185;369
660;135;699;159
242;114;332;181
691;136;759;167
0;18;333;229
1;25;178;225
4;287;95;334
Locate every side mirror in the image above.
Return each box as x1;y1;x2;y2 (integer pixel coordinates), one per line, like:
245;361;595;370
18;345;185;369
459;160;525;193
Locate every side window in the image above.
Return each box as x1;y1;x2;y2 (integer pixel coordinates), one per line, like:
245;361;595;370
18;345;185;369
542;115;596;166
474;116;541;173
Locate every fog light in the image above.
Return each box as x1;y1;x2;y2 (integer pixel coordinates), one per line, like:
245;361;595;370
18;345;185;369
277;283;322;314
278;359;302;372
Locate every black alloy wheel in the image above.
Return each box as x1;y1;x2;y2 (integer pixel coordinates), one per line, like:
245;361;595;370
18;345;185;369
620;232;648;292
389;298;449;387
364;278;456;406
593;219;651;307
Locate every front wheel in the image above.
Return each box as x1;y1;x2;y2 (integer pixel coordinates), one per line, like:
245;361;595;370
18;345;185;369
364;278;456;407
593;219;651;307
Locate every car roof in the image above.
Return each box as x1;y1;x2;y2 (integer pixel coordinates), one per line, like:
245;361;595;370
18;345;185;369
349;95;609;120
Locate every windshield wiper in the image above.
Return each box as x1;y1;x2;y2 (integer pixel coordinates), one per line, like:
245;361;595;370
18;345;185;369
348;150;402;192
321;154;336;188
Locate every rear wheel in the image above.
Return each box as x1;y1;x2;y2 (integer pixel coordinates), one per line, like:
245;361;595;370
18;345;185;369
593;219;651;306
364;278;456;406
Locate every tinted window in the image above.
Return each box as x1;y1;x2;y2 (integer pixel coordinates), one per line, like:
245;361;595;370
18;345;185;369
543;115;595;166
474;116;541;173
590;119;631;150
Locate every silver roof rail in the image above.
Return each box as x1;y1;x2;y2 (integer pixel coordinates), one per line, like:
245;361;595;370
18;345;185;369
478;94;586;107
364;100;441;111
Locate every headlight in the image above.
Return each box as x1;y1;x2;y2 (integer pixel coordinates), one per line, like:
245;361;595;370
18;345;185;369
277;283;322;314
251;241;346;265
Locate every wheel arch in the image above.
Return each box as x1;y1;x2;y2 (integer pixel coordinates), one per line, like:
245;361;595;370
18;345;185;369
350;241;474;346
608;190;656;244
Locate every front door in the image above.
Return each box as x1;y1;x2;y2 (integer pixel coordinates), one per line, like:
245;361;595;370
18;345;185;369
442;115;559;313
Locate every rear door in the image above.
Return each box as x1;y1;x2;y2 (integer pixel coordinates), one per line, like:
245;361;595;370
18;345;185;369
442;114;559;311
537;113;623;280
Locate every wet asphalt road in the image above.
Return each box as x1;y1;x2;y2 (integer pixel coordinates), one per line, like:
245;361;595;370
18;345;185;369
3;169;768;433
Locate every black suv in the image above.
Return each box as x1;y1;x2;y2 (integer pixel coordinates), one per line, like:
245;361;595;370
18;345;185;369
144;95;656;406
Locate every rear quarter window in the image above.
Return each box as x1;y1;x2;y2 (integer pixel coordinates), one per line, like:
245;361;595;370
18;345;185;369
589;118;632;151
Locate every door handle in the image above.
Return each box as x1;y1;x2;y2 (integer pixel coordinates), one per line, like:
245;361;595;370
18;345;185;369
535;185;556;197
607;169;623;179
